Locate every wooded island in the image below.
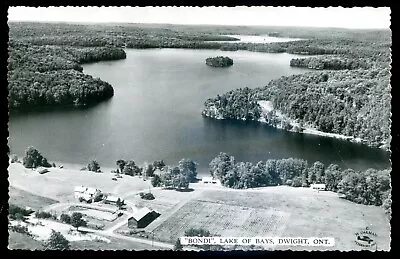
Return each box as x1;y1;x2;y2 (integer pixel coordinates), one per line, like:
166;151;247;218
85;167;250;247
205;56;234;67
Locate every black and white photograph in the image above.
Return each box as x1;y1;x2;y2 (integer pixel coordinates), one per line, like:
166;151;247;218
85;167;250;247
6;6;391;251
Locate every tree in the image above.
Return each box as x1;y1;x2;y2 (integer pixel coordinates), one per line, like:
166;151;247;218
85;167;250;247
209;152;236;181
174;238;183;251
22;146;51;168
116;159;126;174
144;163;155;178
116;198;125;209
184;228;211;237
160;168;173;188
153;160;166;170
308;161;325;184
60;213;71;224
70;212;87;231
87;160;100;172
382;190;391;219
324;164;342;192
44;230;70;250
178;158;198;182
151;174;162;187
175;172;190;189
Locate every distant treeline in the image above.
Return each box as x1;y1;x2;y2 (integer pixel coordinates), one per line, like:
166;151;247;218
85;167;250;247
9;22;390;65
290;56;372;70
209;152;391;217
8;41;126;110
203;68;391;149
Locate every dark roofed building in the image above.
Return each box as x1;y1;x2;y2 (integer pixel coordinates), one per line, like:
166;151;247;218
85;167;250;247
128;207;160;229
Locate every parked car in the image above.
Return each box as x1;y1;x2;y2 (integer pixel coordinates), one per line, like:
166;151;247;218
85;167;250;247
112;177;117;181
38;168;50;174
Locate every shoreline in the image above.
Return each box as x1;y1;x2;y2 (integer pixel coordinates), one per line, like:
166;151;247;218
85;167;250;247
202;109;389;152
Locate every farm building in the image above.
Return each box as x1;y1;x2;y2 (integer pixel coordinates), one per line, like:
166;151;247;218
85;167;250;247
128;207;160;229
310;184;326;191
104;195;123;205
201;176;220;184
74;186;102;202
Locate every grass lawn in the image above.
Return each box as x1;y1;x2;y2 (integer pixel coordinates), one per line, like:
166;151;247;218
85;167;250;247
8;163;152;202
70;236;163;250
8;231;161;251
8;232;45;250
125;187;203;214
9;186;59;210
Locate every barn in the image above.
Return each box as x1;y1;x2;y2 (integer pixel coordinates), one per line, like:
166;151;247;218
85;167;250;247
128;207;160;229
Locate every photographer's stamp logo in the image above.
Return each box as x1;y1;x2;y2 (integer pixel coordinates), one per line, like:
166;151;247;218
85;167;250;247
355;227;377;248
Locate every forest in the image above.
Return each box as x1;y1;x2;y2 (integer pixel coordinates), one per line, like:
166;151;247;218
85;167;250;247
203;68;391;149
203;28;391;150
8;22;391;149
202;28;391;150
8;34;126;110
205;56;234;67
209;152;391;218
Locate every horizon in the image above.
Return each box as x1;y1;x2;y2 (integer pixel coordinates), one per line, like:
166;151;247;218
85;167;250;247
8;20;392;31
8;7;391;29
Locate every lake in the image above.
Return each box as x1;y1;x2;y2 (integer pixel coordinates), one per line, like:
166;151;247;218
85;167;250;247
8;48;391;175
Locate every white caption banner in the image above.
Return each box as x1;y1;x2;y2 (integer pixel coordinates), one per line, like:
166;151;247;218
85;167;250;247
180;237;335;246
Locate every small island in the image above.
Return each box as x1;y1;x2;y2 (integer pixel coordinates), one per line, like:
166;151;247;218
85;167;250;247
205;56;234;67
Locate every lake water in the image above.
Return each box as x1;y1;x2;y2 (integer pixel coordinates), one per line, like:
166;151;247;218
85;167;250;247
8;48;391;175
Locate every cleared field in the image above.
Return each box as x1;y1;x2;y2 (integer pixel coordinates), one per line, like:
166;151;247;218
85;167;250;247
8;186;58;210
151;187;390;251
70;236;164;250
8;163;152;202
152;199;289;242
125;188;203;214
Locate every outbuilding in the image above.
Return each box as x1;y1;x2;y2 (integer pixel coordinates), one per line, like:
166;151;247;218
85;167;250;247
201;176;220;184
104;195;122;205
128;207;160;229
310;183;326;191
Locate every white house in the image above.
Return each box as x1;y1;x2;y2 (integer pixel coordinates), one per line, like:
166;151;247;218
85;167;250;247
310;183;326;191
74;186;102;202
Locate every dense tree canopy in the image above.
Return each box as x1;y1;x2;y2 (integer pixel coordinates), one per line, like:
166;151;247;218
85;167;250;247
155;159;198;189
44;230;70;250
203;68;391;149
209;153;391;212
205;56;233;67
8;37;125;110
23;146;51;168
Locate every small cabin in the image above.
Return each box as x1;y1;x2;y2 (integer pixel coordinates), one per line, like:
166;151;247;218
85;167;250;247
201;177;219;184
104;195;123;205
128;207;160;229
310;183;326;191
